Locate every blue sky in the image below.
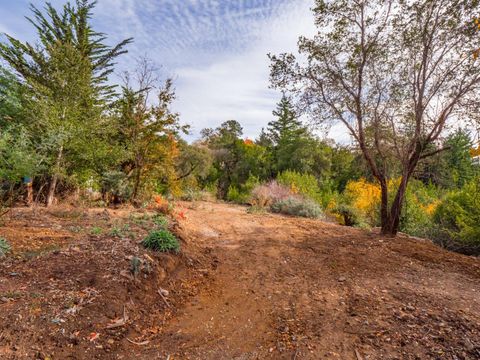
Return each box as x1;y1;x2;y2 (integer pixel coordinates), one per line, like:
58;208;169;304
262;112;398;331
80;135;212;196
0;0;341;141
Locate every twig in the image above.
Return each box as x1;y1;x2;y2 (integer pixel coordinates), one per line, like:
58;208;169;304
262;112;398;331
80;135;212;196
158;289;171;308
293;348;299;360
355;349;363;360
126;338;150;346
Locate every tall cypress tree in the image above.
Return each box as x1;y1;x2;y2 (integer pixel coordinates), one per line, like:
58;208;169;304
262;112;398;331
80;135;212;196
0;0;132;205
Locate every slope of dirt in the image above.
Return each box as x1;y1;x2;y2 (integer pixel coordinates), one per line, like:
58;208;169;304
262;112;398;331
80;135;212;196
0;206;210;360
1;201;479;360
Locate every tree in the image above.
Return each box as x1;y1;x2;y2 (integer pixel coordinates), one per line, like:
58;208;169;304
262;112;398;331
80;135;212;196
415;129;477;188
116;58;187;203
270;0;480;235
0;0;132;206
265;95;331;180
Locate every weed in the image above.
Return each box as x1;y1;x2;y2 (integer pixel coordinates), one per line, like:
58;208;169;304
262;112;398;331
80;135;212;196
152;214;169;229
109;223;132;238
142;229;180;253
247;205;267;214
0;237;11;257
90;226;103;236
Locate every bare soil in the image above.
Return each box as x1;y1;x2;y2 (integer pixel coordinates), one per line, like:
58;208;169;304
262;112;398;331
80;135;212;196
0;201;479;360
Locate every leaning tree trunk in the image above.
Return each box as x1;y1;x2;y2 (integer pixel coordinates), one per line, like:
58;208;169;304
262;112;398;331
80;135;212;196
46;145;63;207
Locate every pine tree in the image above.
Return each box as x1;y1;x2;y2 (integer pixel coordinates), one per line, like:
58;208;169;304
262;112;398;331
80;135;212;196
0;0;132;206
265;95;330;177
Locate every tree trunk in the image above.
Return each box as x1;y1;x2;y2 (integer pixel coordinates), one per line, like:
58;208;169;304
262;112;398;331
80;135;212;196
381;175;409;236
46;145;63;207
131;166;142;204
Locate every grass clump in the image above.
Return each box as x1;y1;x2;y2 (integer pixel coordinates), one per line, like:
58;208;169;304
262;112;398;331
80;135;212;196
152;214;169;229
0;237;11;257
271;196;324;219
142;229;180;253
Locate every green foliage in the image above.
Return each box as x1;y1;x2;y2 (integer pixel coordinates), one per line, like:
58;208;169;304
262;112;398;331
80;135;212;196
0;237;11;257
333;204;367;228
263;95;332;179
142;229;180;253
433;179;480;254
109;223;132;239
399;180;440;238
277;170;321;202
90;226;103;236
271;196;323;219
152;214;169;229
100;171;132;202
0;1;132;204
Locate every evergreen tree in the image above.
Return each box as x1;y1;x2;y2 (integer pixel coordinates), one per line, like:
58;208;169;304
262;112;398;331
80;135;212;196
265;95;330;179
0;0;132;205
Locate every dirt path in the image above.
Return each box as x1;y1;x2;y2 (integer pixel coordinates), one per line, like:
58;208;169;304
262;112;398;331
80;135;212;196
140;202;480;359
1;202;479;359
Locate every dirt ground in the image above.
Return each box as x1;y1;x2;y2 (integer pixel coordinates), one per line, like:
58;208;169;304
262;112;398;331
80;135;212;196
0;201;479;360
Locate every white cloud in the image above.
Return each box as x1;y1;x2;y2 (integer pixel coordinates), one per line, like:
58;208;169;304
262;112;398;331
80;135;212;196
171;0;317;140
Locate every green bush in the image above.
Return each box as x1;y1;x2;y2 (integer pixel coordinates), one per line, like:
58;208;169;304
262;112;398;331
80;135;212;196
271;196;324;219
227;185;248;204
142;229;180;253
100;171;132;202
433;179;480;254
399;180;439;238
277;170;321;202
0;237;11;257
333;203;367;228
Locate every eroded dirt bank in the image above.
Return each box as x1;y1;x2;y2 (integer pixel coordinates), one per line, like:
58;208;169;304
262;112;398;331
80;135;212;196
1;202;479;359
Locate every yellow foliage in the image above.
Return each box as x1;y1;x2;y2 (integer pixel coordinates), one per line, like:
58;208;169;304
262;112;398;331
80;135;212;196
421;200;440;216
470;146;480;158
344;178;382;223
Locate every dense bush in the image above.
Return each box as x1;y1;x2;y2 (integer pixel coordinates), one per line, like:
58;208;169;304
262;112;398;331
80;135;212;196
0;237;11;257
342;178;382;226
250;181;292;207
271;196;324;219
400;180;439;238
142;229;180;253
277;170;321;202
432;179;480;254
333;203;366;227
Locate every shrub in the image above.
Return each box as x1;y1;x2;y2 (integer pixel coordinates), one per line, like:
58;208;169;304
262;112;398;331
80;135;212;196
333;203;367;227
432;179;480;254
250;181;291;208
343;178;382;225
142;229;180;253
152;214;169;229
180;189;214;202
400;180;439;238
227;185;246;203
0;237;11;257
271;196;324;219
100;171;132;203
277;170;321;201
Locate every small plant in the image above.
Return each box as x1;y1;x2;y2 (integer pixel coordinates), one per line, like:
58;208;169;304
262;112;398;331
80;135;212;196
271;196;324;219
90;226;103;236
109;223;131;238
152;214;169;229
142;229;180;253
0;237;11;257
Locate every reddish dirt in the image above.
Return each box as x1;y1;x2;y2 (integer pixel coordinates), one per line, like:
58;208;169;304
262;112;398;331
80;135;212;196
1;201;480;359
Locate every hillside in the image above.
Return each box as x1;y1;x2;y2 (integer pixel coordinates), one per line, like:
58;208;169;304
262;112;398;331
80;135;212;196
0;202;479;360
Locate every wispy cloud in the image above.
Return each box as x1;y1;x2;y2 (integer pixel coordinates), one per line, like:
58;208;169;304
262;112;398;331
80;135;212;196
0;0;351;142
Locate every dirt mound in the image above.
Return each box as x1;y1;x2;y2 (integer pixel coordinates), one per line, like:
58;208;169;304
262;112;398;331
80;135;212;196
0;206;211;360
1;202;479;360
